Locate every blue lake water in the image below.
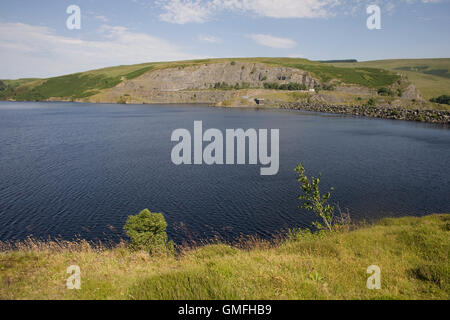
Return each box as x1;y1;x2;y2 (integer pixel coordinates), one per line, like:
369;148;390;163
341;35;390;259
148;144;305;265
0;101;449;243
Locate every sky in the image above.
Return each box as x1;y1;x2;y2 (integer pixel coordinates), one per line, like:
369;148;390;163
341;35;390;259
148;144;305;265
0;0;449;79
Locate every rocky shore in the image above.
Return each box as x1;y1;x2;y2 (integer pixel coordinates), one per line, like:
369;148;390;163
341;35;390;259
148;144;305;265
279;102;450;124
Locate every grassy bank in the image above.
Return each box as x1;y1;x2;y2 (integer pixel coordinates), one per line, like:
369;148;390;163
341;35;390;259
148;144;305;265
1;214;448;300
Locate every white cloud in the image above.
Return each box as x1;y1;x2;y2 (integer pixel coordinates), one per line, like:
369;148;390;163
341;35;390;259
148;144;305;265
94;15;109;22
237;0;338;19
248;34;297;49
341;0;445;15
198;34;223;43
0;22;201;79
158;0;213;24
157;0;339;24
156;0;446;24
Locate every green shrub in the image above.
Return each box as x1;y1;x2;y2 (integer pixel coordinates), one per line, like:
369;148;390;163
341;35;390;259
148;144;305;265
214;82;251;90
321;84;335;91
123;209;174;255
117;96;127;104
367;98;376;107
415;115;426;122
264;82;307;90
214;82;233;90
378;87;394;96
264;82;279;90
430;95;450;105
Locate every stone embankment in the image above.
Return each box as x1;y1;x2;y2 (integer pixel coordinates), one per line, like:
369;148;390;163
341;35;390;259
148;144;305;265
279;102;450;124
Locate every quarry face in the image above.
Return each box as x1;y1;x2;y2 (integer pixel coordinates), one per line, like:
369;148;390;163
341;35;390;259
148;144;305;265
116;62;319;92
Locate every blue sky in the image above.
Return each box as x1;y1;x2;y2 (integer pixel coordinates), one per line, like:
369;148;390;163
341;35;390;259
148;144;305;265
0;0;449;79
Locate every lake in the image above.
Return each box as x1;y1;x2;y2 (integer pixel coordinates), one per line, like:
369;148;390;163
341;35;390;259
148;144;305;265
0;101;449;243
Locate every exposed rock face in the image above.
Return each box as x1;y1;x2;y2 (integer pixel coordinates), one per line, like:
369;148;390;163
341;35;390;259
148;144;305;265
402;84;422;100
94;62;319;103
128;62;318;90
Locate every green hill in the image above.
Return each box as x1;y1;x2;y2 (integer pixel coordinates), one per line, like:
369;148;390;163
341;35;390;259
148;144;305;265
331;58;450;100
0;58;402;101
2;58;449;113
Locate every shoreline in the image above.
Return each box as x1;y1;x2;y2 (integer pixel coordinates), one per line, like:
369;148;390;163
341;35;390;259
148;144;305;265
278;102;450;124
1;214;448;300
2;99;450;124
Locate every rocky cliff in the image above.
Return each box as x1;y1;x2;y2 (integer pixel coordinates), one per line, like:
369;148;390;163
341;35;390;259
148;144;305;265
89;61;320;104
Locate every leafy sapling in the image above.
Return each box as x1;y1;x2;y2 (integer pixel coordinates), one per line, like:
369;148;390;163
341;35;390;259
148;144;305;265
295;163;335;231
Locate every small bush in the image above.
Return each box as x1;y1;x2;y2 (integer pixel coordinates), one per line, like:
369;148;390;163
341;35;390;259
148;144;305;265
264;82;307;91
430;95;450;105
378;87;394;96
214;82;251;90
367;98;376;107
123;209;174;255
264;82;279;90
117;96;128;104
321;84;335;91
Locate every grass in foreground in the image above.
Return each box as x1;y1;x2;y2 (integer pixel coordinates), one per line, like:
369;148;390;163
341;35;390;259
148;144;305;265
0;214;448;300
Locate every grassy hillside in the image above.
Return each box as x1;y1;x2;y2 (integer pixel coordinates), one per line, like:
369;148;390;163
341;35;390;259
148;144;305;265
1;214;448;300
0;63;158;101
0;58;401;102
260;58;400;88
331;59;450;100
